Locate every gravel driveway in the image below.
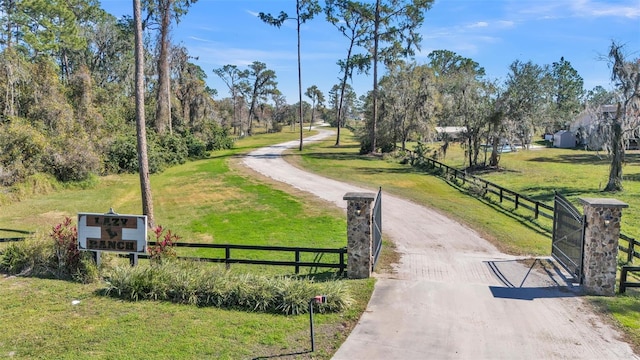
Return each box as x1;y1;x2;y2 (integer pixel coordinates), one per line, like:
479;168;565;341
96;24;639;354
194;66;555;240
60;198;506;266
243;129;638;359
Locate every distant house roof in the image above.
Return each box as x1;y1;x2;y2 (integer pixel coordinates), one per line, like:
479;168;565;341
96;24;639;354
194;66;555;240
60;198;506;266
571;104;616;132
435;126;466;134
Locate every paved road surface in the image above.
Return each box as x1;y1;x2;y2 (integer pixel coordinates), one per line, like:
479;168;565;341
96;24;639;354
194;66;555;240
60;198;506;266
243;129;638;359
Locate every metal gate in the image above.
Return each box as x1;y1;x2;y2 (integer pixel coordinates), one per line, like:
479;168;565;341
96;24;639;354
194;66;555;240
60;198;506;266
552;192;585;282
372;187;382;270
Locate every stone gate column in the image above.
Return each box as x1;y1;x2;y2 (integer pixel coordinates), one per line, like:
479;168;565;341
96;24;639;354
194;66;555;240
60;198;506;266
343;192;376;279
579;198;628;296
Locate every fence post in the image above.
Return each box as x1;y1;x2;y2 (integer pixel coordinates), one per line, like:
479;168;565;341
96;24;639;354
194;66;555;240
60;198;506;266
629;239;635;264
579;198;628;296
620;267;628;294
129;253;138;266
343;192;376;279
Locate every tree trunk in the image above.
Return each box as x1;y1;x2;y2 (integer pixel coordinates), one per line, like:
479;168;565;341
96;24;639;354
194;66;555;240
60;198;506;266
309;102;315;131
604;104;624;192
155;0;172;135
336;42;355;147
370;0;380;153
247;91;257;136
296;0;303;151
134;0;155;227
489;136;500;167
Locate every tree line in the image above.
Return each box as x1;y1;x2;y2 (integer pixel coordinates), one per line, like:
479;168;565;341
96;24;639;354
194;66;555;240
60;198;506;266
0;0;637;196
368;44;638;192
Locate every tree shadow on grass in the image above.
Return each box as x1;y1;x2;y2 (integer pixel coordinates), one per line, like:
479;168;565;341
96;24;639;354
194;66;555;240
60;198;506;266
291;270;347;282
354;166;420;176
527;152;640;165
623;173;640;182
516;186;592;203
300;151;377;162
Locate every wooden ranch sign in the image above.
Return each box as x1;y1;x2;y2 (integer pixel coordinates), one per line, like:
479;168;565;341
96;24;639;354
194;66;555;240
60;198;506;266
77;212;147;254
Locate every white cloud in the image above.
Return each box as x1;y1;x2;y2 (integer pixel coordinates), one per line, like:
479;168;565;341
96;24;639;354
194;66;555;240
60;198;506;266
513;0;640;20
469;21;489;28
571;0;640;19
188;36;213;43
190;45;296;67
496;20;516;28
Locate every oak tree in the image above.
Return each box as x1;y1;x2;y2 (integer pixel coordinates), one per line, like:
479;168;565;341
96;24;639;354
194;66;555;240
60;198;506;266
305;85;324;130
602;42;640;192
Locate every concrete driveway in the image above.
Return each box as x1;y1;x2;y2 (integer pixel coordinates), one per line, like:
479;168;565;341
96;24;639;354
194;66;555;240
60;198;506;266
243;129;638;359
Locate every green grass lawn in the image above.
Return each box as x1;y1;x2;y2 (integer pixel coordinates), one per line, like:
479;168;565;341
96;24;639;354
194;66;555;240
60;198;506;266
0;275;374;359
1;126;639;357
0;128;376;359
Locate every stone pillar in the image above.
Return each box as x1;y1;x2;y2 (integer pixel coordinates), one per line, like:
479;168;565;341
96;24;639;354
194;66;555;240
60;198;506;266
579;198;628;296
343;192;376;279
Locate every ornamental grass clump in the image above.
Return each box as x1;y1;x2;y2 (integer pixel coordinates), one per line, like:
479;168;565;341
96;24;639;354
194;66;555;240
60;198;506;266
103;260;353;315
0;217;98;282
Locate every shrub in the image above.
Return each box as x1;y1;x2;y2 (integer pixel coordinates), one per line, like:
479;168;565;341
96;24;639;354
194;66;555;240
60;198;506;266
46;138;101;182
467;179;488;198
159;133;188;166
202;123;234;151
0;238;52;276
0;242;30;274
147;226;178;264
184;132;208;159
0;218;98;282
105;134;165;174
270;120;283;133
411;141;434;170
0;118;48;185
49;217;98;282
50;217;81;275
105;134;139;173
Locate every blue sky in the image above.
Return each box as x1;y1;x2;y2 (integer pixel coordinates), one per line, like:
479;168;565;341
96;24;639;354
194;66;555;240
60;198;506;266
101;0;640;103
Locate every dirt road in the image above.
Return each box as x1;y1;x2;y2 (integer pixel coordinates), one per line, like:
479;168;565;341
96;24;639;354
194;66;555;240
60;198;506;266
243;129;638;359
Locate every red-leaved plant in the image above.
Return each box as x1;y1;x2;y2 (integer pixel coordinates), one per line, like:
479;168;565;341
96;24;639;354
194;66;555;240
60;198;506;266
50;217;81;276
148;226;178;264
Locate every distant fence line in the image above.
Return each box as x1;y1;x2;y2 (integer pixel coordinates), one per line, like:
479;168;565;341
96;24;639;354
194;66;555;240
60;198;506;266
412;153;639;264
0;228;34;243
418;156;554;219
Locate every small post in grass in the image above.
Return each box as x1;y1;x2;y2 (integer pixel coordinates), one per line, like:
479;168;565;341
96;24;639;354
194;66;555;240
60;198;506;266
309;295;327;352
